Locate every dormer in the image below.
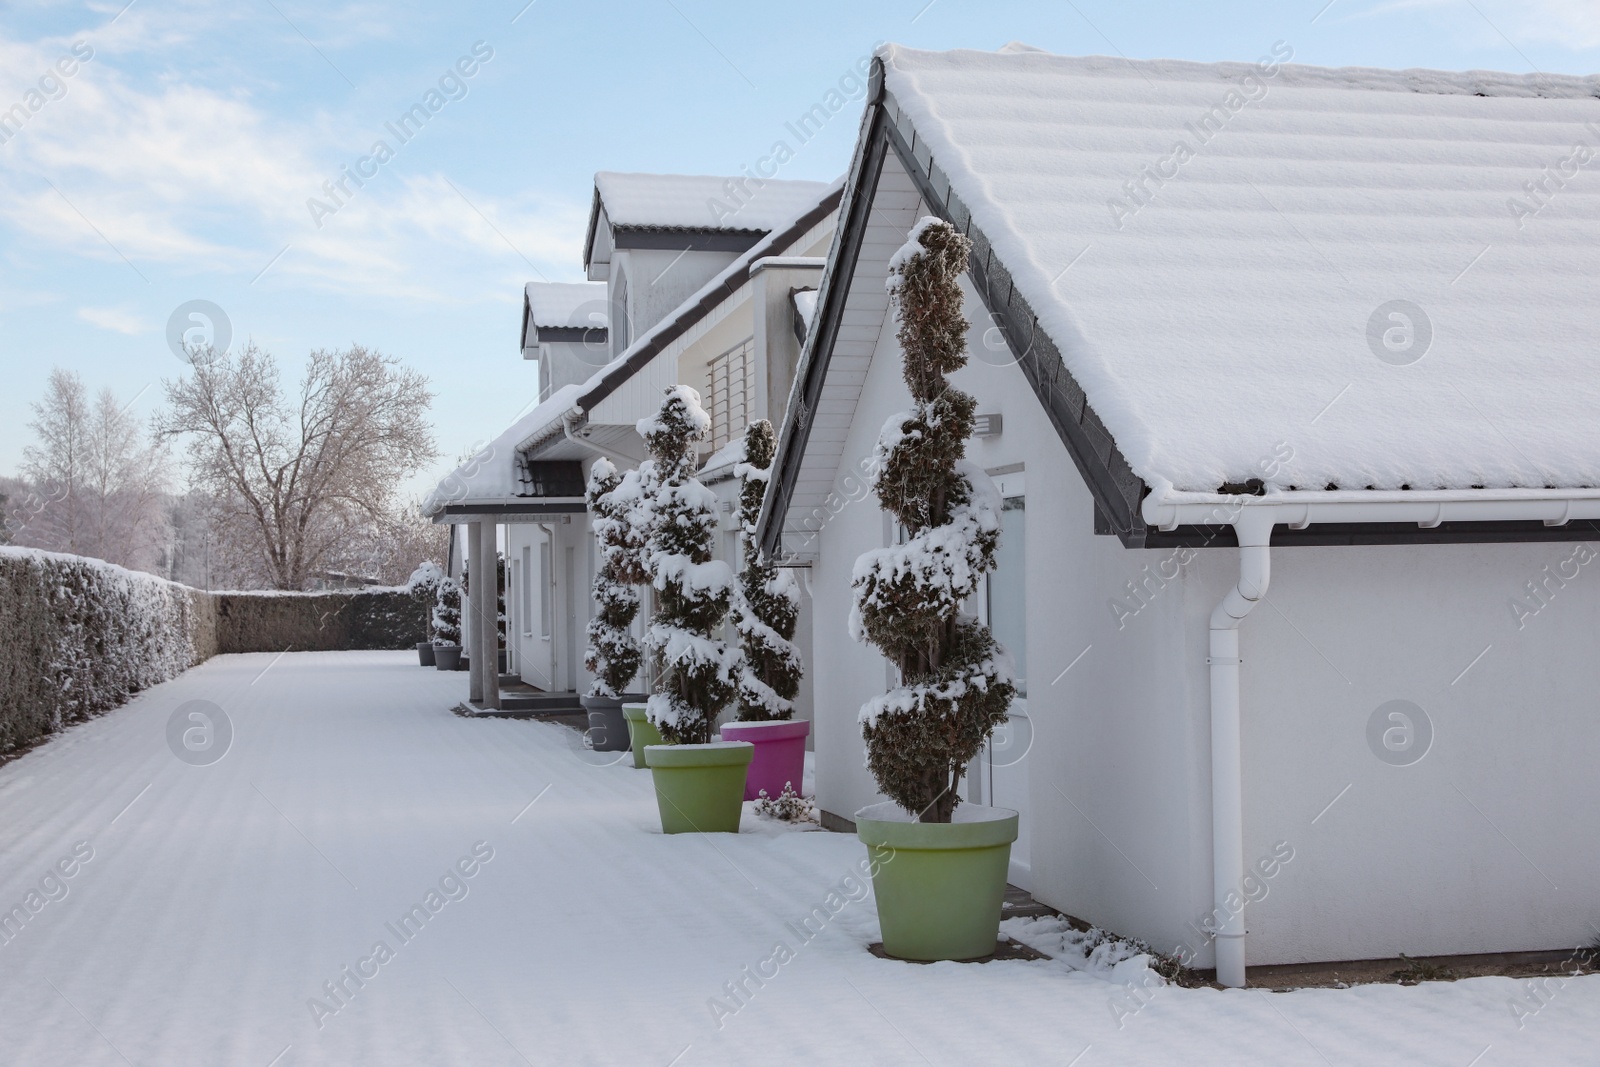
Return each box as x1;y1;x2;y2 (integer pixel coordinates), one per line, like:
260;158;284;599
582;172;833;358
521;281;609;401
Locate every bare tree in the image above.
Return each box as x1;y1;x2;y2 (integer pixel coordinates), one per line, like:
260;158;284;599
326;498;449;587
159;342;437;590
16;369;170;569
20;368;89;552
86;387;171;568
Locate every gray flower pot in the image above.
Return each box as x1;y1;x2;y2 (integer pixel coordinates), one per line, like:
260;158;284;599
433;645;461;671
417;642;436;667
581;693;644;752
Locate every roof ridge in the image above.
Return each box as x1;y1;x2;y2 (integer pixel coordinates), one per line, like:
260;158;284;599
880;43;1600;101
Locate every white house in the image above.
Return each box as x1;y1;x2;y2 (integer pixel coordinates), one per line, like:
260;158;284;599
425;171;841;716
756;44;1600;986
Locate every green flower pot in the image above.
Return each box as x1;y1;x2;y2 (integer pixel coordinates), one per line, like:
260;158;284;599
855;802;1018;961
622;703;662;769
644;741;754;834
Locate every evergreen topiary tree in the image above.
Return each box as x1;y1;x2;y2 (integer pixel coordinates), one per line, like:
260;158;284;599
851;217;1014;824
584;458;644;697
733;419;802;721
431;577;462;647
639;386;739;745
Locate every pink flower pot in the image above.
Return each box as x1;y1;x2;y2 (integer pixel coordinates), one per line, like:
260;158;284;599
719;718;810;802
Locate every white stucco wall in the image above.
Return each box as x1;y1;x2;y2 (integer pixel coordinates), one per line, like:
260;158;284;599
1217;535;1600;964
801;268;1600;970
612;248;743;354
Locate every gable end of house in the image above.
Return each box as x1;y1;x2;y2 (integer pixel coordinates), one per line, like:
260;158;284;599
763;54;1600;556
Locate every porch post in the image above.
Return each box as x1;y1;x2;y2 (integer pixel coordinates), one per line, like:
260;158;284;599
477;518;501;710
467;520;484;705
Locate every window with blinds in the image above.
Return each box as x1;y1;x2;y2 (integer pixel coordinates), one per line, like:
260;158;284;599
706;337;754;452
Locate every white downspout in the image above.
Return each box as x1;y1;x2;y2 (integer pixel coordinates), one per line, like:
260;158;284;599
1209;510;1274;988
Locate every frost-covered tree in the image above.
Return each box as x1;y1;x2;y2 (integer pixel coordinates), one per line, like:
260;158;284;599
20;368;171;571
583;458;644;697
160;343;436;590
432;577;463;646
851;218;1014;824
640;386;738;745
733;419;802;721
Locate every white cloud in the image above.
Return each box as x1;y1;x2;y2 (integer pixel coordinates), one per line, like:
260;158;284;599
1368;0;1600;51
0;11;586;305
76;305;146;334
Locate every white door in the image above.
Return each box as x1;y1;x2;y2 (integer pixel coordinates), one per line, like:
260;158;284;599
974;475;1029;888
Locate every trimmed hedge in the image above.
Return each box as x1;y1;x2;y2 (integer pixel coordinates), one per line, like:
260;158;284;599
0;548;430;755
213;588;429;653
0;549;216;753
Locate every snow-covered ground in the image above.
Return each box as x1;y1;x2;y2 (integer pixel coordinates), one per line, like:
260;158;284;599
1;651;1593;1065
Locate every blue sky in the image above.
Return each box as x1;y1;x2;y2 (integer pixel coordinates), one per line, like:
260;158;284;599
3;0;1598;497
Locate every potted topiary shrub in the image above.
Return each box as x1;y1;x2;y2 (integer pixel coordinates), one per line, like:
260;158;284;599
408;561;445;666
720;419;807;800
638;386;750;833
851;218;1017;961
581;458;647;752
598;459;666;768
431;576;463;671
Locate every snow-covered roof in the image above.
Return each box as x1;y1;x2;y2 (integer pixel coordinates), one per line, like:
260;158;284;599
524;282;608;328
422;384;585;515
429;178;842;513
575;177;845;417
881;45;1600;497
593;172;833;232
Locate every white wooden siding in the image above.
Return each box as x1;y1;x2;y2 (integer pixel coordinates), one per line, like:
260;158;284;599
782;153;921;548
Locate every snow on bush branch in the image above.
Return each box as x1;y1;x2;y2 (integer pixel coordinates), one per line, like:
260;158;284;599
583;458;645;698
851;217;1014;824
734;419;803;721
639;386;738;744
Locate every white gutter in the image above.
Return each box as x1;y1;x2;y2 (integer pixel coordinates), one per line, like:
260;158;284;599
1141;491;1600;988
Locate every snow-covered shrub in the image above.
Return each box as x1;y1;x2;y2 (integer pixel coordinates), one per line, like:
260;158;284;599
639;386;739;745
432;577;463;647
406;560;444;601
0;548;215;754
754;783;815;823
851;218;1014;824
583;458;643;698
732;419;802;721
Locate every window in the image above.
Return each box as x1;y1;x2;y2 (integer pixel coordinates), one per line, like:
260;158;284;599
707;337;754;451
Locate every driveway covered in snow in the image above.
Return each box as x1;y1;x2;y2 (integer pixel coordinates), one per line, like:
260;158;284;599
0;651;1593;1065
